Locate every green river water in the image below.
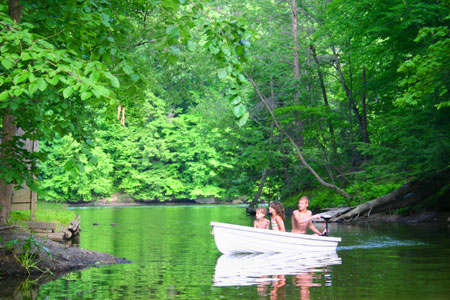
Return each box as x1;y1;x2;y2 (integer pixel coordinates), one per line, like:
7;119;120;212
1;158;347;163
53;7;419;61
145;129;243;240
9;205;450;299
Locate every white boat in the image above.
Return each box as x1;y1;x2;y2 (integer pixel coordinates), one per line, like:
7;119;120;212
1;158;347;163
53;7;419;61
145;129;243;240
210;221;341;254
213;251;342;286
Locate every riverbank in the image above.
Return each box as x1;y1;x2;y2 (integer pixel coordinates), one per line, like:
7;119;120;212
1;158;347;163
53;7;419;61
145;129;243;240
0;226;130;283
72;199;450;225
321;207;450;224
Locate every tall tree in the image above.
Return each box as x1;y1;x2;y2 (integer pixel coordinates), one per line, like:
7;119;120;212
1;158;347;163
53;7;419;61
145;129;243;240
1;0;21;225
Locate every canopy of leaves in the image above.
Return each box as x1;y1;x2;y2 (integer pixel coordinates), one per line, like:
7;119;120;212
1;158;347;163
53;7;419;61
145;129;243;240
2;0;449;209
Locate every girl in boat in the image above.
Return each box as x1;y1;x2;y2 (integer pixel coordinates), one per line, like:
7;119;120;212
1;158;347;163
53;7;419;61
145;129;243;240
268;201;286;232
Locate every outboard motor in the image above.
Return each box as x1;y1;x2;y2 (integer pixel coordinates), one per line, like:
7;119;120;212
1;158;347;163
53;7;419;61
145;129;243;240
321;214;332;236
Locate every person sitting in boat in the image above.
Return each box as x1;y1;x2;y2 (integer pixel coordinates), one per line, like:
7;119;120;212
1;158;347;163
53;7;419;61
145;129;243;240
291;196;325;235
268;201;286;232
254;207;270;229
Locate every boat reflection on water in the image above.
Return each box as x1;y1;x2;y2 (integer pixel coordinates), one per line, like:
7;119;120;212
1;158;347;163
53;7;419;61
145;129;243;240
213;251;341;299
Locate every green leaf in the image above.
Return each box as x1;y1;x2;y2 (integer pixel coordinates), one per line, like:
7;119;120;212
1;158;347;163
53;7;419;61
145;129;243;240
76;163;85;173
233;104;246;118
217;68;227;79
47;76;60;85
80;91;92;100
89;155;98;165
0;90;8;101
168;55;178;64
166;25;179;38
231;96;241;105
130;74;140;82
63;86;74;98
14;88;24;97
28;72;36;83
85;139;94;146
209;45;220;55
21;52;31;61
187;40;196;51
105;72;120;88
90;70;100;82
64;158;76;171
1;58;14;70
237;111;249;127
14;72;29;84
122;65;133;75
37;78;48;91
164;0;180;10
220;46;231;56
29;83;38;95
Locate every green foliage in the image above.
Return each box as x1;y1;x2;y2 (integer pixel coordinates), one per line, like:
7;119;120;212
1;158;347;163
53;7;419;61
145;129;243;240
359;106;450;179
344;181;403;206
0;4;120;189
397;22;450;109
38;135;114;202
4;0;450;210
7;235;51;275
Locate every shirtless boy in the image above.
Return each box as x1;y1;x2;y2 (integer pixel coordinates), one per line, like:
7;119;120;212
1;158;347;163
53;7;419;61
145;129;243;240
254;207;270;229
291;196;324;235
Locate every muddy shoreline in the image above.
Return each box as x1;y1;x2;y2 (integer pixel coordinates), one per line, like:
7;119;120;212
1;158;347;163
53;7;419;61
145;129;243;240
0;226;130;290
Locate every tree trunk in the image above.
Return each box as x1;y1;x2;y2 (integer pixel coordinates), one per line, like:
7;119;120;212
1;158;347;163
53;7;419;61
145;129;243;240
8;0;21;23
291;0;304;147
361;66;370;145
0;114;16;225
250;169;268;209
310;44;337;155
331;46;366;140
333;167;450;221
1;0;28;225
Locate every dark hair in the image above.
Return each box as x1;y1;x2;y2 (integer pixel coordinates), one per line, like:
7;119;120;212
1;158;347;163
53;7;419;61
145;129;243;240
270;201;285;220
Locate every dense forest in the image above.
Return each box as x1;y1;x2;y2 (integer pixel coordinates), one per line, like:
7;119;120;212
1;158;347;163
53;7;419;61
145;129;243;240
1;0;450;223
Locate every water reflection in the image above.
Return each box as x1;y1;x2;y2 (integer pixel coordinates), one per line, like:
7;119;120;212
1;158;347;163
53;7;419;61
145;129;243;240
214;251;341;299
292;272;322;300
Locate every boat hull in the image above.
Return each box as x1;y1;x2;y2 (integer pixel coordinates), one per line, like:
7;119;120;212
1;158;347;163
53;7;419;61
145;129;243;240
211;221;341;254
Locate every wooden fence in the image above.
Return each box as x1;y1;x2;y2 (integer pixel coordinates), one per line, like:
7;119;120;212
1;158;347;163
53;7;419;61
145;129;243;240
12;185;37;221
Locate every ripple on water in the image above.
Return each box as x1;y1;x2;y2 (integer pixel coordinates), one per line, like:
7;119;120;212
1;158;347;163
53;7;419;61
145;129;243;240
338;237;426;250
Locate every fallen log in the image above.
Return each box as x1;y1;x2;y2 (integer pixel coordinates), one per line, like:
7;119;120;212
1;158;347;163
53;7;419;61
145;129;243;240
48;232;64;242
62;228;72;240
0;225;18;231
333;167;450;222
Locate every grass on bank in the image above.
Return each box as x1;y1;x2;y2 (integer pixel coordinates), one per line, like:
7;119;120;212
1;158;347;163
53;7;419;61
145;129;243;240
11;202;76;228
